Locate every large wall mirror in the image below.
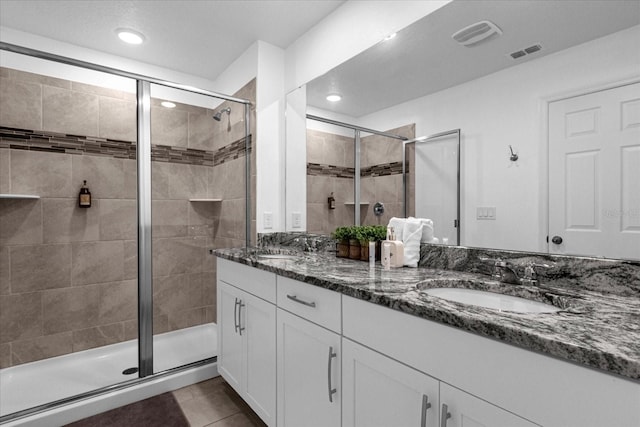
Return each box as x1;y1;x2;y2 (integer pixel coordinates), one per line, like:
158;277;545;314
285;0;640;260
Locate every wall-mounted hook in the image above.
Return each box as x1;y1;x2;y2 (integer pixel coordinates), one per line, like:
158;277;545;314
509;145;519;162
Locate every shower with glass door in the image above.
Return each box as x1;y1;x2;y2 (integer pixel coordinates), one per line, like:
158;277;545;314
0;42;253;424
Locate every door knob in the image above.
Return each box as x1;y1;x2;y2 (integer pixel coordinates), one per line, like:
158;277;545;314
551;235;563;244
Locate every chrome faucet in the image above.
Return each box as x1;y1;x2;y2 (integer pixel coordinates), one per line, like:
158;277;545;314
492;259;522;285
484;258;550;286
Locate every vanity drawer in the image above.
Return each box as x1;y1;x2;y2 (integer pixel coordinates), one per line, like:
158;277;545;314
277;276;341;333
217;257;276;303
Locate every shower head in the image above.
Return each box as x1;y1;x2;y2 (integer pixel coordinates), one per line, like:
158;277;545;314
213;107;231;121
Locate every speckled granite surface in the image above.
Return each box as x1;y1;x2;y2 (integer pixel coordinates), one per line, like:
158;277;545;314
216;245;640;382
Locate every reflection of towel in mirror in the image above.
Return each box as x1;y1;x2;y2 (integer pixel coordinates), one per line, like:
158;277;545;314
402;218;423;268
409;217;434;243
388;217;406;240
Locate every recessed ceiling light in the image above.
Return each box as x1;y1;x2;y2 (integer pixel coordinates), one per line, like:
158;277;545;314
161;101;176;108
383;33;397;42
326;94;342;102
116;28;145;45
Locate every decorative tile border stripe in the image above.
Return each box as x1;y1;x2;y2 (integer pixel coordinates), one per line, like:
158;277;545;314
361;161;404;178
0;126;250;167
307;163;355;178
307;161;404;179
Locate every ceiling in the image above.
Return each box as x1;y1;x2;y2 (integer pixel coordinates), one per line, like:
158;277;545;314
0;0;345;81
307;0;640;117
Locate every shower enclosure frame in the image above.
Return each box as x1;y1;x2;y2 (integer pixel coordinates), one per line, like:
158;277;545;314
402;129;461;245
0;41;252;423
306;114;407;225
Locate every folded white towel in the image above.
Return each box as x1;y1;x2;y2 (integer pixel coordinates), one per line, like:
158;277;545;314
409;217;434;243
402;218;422;268
387;217;406;240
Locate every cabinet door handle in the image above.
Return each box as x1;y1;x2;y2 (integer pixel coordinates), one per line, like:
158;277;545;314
286;294;316;308
238;301;246;336
234;298;240;333
327;346;337;403
440;403;451;427
421;394;432;427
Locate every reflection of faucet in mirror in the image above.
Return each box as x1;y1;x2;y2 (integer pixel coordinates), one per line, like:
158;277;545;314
481;258;551;286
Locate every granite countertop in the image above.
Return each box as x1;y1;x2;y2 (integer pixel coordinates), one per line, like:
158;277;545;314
215;247;640;382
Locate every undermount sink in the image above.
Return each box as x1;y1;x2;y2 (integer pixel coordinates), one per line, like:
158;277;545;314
422;287;560;313
257;254;300;260
416;278;573;313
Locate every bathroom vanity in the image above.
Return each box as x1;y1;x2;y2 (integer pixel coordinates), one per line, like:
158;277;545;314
215;247;640;427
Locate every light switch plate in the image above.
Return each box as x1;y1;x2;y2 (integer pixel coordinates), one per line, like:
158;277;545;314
292;212;302;229
264;211;273;229
477;206;496;220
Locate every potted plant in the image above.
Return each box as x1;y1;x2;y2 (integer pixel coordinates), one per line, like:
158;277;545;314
356;226;375;261
348;226;361;260
372;225;388;261
331;226;352;258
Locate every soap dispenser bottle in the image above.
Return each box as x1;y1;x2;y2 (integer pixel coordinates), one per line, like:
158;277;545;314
382;227;404;269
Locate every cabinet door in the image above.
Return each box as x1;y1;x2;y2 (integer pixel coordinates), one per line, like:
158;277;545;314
277;309;341;427
217;280;243;392
439;383;538;427
242;291;276;426
342;338;439;427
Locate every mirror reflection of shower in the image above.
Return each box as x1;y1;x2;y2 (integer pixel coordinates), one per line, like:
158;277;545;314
213;106;231;131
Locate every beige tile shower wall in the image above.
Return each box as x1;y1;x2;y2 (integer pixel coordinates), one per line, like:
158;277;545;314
360;124;415;226
0;67;255;368
306;128;356;235
306;125;414;235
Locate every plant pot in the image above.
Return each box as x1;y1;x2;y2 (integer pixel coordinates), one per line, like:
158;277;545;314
349;239;361;260
360;242;369;261
336;240;349;258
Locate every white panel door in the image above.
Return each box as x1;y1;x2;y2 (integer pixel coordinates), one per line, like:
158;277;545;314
549;82;640;259
342;338;439;427
277;309;341;427
242;291;276;426
439;383;538;427
217;281;243;392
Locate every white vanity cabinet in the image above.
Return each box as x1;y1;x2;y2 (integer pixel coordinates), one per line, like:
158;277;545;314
276;276;342;427
217;259;276;426
342;338;439;427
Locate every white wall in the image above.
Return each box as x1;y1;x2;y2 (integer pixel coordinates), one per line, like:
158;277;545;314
356;25;640;252
256;41;286;233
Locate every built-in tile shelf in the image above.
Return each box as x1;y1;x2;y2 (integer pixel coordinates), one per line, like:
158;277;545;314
0;193;40;199
344;202;369;205
189;199;222;202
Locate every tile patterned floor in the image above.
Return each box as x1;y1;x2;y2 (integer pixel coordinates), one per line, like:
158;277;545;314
172;377;267;427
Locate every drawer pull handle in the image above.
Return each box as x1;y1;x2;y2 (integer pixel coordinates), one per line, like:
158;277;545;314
238;301;245;336
286;294;316;308
234;298;240;333
421;394;432;427
440;403;451;427
327;346;337;403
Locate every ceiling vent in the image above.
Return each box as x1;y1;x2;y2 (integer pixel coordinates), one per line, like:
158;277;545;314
510;44;543;60
452;20;502;47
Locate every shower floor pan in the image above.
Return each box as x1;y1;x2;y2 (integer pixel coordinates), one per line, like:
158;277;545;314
0;323;217;425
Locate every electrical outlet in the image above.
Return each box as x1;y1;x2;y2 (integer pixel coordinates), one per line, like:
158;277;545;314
292;212;302;229
264;212;273;229
477;206;496;220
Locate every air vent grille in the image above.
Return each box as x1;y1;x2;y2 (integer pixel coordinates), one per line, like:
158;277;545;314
510;43;543;60
452;20;502;46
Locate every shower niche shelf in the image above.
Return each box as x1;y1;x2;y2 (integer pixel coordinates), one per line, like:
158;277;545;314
344;201;369;205
189;198;222;202
0;193;40;199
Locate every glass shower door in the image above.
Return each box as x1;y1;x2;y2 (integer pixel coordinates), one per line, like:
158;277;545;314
0;54;139;417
